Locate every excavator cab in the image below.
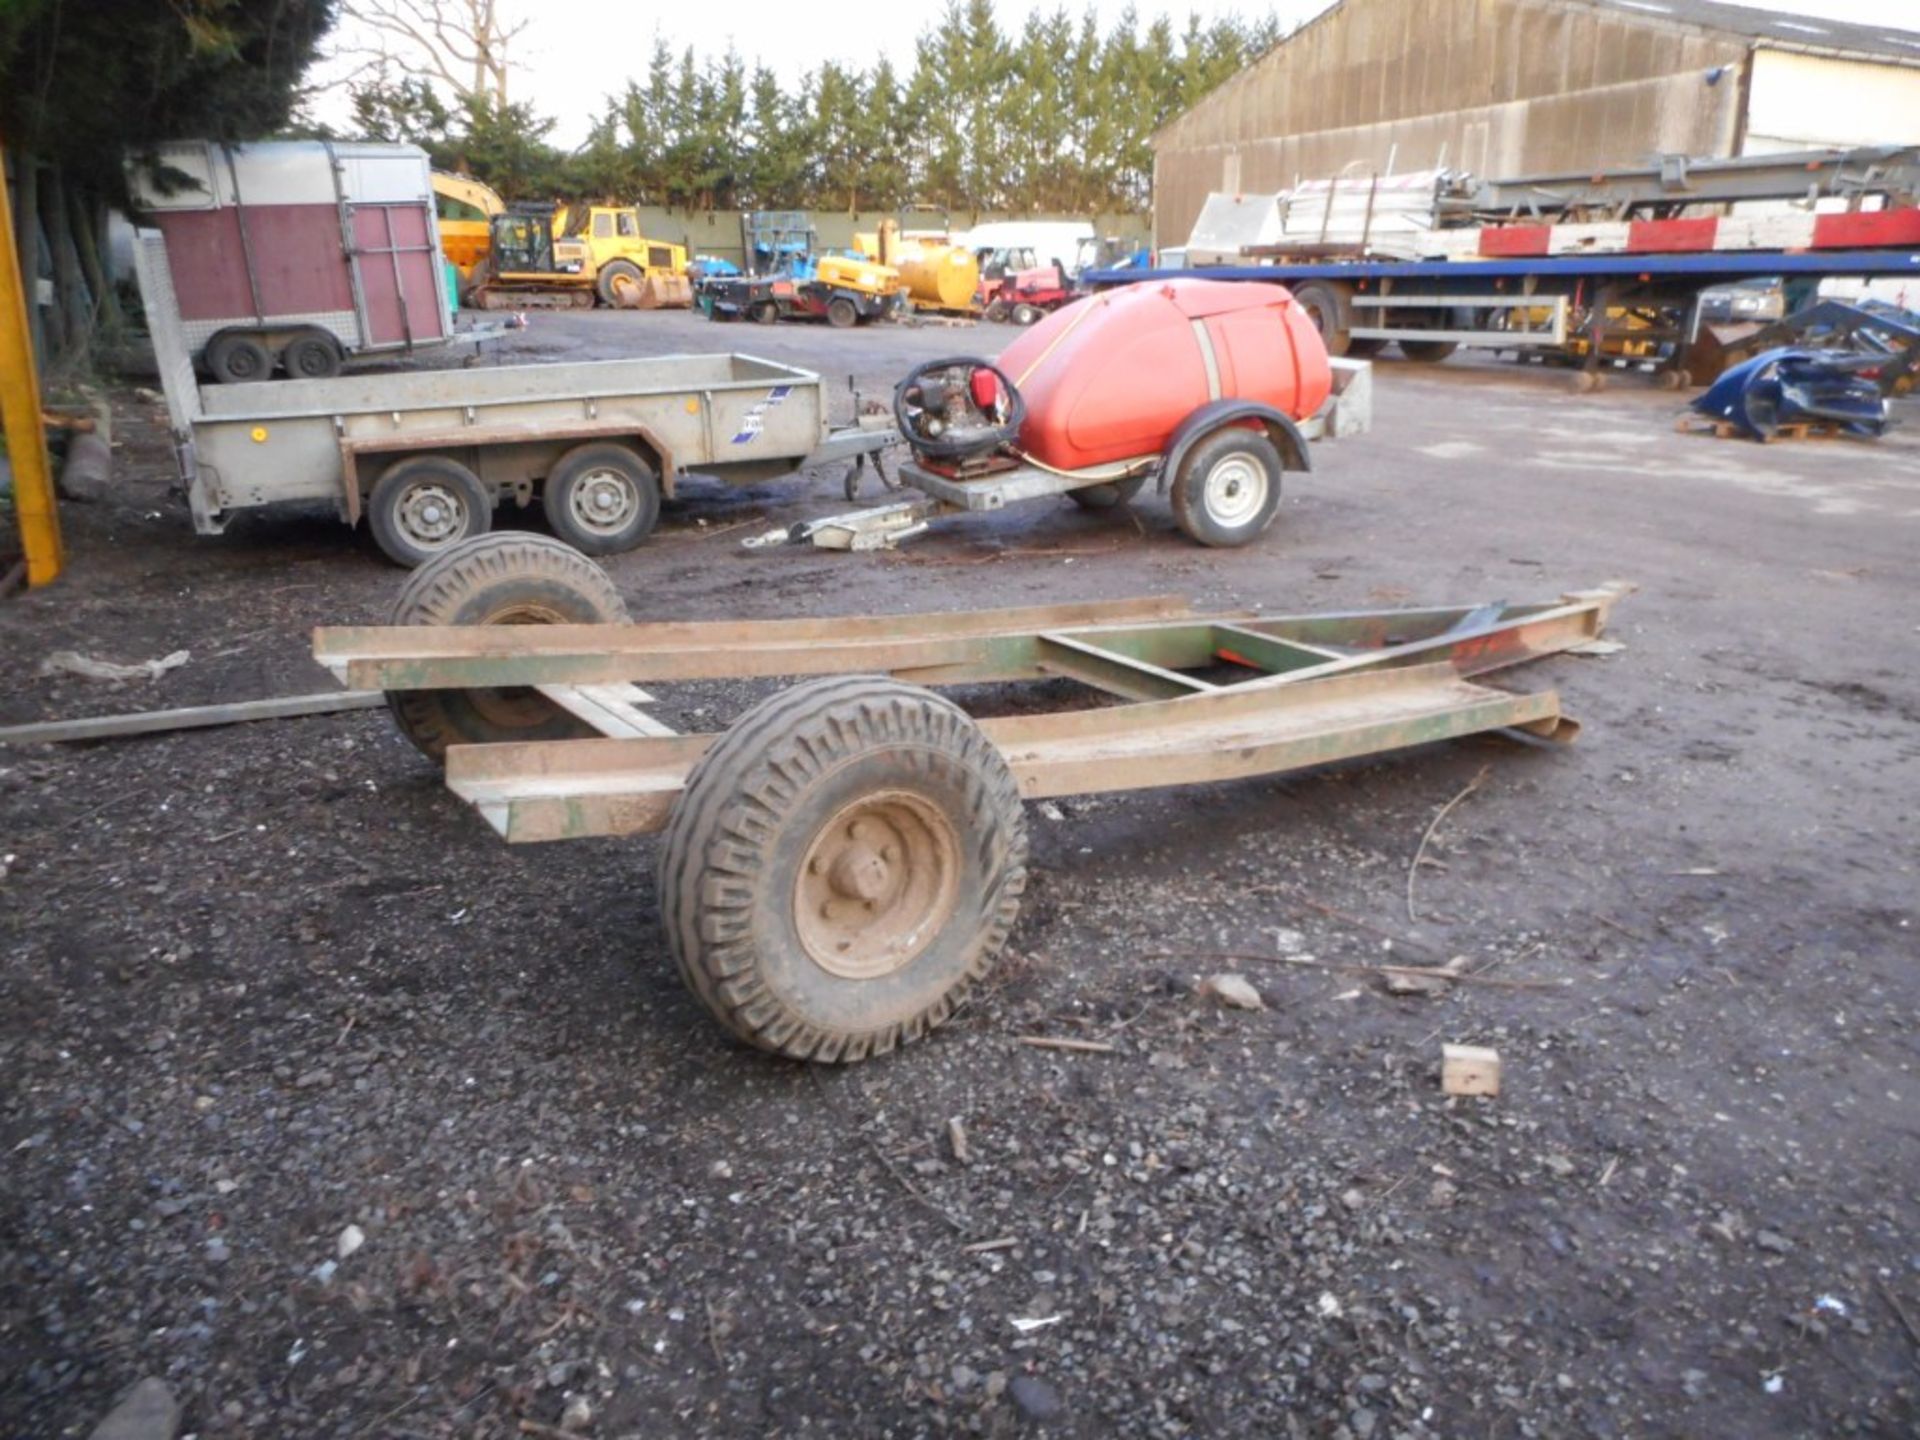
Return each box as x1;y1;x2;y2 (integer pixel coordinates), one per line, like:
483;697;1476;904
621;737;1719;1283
491;206;577;278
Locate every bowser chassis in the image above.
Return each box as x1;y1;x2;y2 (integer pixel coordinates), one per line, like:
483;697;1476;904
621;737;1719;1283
314;534;1628;1064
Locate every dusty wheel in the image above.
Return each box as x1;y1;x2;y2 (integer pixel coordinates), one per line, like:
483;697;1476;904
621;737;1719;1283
385;533;630;763
1345;336;1386;358
596;259;643;308
1011;303;1041;325
984;298;1009;323
1398;338;1459;363
751;300;779;325
205;331;272;384
1290;281;1351;358
1068;475;1146;511
282;330;343;380
658;676;1028;1063
368;455;492;568
541;441;661;556
826;296;858;329
1170;428;1284;548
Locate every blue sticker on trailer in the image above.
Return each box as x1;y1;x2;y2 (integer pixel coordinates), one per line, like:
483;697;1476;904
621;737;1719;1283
732;385;793;444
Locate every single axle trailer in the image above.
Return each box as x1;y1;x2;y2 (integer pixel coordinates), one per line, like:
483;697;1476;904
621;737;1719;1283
314;535;1629;1063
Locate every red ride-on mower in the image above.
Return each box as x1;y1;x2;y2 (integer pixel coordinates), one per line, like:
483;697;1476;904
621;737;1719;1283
746;279;1372;553
981;262;1076;325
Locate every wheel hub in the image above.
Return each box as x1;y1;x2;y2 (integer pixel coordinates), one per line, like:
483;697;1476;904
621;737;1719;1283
568;469;639;535
398;483;467;547
795;793;960;980
1203;455;1266;525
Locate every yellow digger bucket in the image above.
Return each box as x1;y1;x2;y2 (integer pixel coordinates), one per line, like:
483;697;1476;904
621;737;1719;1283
608;271;694;310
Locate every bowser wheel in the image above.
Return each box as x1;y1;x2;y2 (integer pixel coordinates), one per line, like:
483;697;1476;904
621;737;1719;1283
1170;429;1284;548
658;677;1029;1063
384;533;630;763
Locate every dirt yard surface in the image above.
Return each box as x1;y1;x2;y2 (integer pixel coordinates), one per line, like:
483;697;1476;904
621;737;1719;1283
3;310;1918;1439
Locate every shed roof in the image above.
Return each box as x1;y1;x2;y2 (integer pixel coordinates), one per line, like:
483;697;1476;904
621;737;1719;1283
1585;0;1920;64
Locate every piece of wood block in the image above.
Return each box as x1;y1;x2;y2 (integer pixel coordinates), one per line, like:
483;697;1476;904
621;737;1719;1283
1441;1043;1501;1097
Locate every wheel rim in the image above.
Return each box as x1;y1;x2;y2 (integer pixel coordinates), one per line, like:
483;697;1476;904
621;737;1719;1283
227;346;263;379
794;791;961;980
292;343;331;376
395;482;469;550
1203;454;1267;526
566;467;640;536
466;601;573;730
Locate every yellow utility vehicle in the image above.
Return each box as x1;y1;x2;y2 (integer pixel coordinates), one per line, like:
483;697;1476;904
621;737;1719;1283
558;205;693;309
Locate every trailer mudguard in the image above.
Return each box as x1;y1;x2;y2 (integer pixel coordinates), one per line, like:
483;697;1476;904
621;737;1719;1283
1157;399;1311;493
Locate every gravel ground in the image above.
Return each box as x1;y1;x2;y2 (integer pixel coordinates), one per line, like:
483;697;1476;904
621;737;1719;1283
2;309;1918;1438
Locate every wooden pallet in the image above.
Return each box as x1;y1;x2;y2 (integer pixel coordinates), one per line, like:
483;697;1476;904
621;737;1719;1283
1674;413;1851;443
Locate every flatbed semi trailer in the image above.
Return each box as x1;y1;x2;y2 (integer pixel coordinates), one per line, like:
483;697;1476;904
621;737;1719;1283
1087;246;1920;387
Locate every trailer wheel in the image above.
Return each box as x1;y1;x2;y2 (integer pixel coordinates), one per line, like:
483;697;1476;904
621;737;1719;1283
596;260;643;308
1290;282;1351;358
368;455;493;568
541;442;661;555
659;677;1028;1063
386;533;630;762
205;331;272;385
827;297;858;329
282;330;343;380
1069;475;1146;511
1170;428;1284;548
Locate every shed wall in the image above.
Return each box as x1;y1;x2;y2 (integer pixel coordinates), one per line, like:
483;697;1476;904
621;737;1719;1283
1153;0;1749;246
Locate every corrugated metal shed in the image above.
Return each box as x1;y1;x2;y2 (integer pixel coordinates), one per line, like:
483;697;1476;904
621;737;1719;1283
1151;0;1920;248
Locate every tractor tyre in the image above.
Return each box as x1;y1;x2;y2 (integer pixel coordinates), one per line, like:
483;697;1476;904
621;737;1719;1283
541;441;661;556
596;259;644;308
984;299;1010;323
658;676;1028;1063
385;534;630;763
827;296;858;329
1011;303;1041;326
1170;428;1284;548
368;455;493;568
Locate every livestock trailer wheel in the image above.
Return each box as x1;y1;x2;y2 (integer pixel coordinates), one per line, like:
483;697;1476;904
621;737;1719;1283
658;677;1029;1063
596;259;643;307
541;441;661;555
1068;475;1146;511
368;455;493;568
1170;429;1284;548
205;331;272;384
282;330;343;379
385;533;630;762
826;297;858;329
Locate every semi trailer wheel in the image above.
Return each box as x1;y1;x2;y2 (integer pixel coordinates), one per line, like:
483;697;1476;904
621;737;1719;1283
385;533;630;762
1170;429;1284;548
282;330;343;379
826;297;858;329
658;677;1029;1063
368;455;493;568
1290;282;1352;358
1068;475;1146;511
540;441;661;555
205;331;272;384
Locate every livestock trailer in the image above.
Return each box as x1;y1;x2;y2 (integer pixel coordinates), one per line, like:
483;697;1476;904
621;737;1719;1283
126;140;454;382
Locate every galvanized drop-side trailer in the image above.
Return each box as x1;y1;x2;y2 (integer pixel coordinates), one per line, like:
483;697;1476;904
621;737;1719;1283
134;233;894;566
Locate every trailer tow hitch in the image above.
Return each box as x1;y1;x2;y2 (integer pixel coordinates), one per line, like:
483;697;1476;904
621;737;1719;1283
741;496;942;552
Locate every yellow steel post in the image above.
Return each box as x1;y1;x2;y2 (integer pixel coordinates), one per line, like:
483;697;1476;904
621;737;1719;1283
0;142;64;587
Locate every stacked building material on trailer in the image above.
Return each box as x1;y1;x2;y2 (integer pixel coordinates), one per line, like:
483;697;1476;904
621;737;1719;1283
1267;171;1460;259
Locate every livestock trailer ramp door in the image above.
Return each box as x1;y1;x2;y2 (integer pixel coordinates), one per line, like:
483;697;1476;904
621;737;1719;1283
315;562;1627;1061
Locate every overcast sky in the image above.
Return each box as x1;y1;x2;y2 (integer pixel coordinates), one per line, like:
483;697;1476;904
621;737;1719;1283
308;0;1920;148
